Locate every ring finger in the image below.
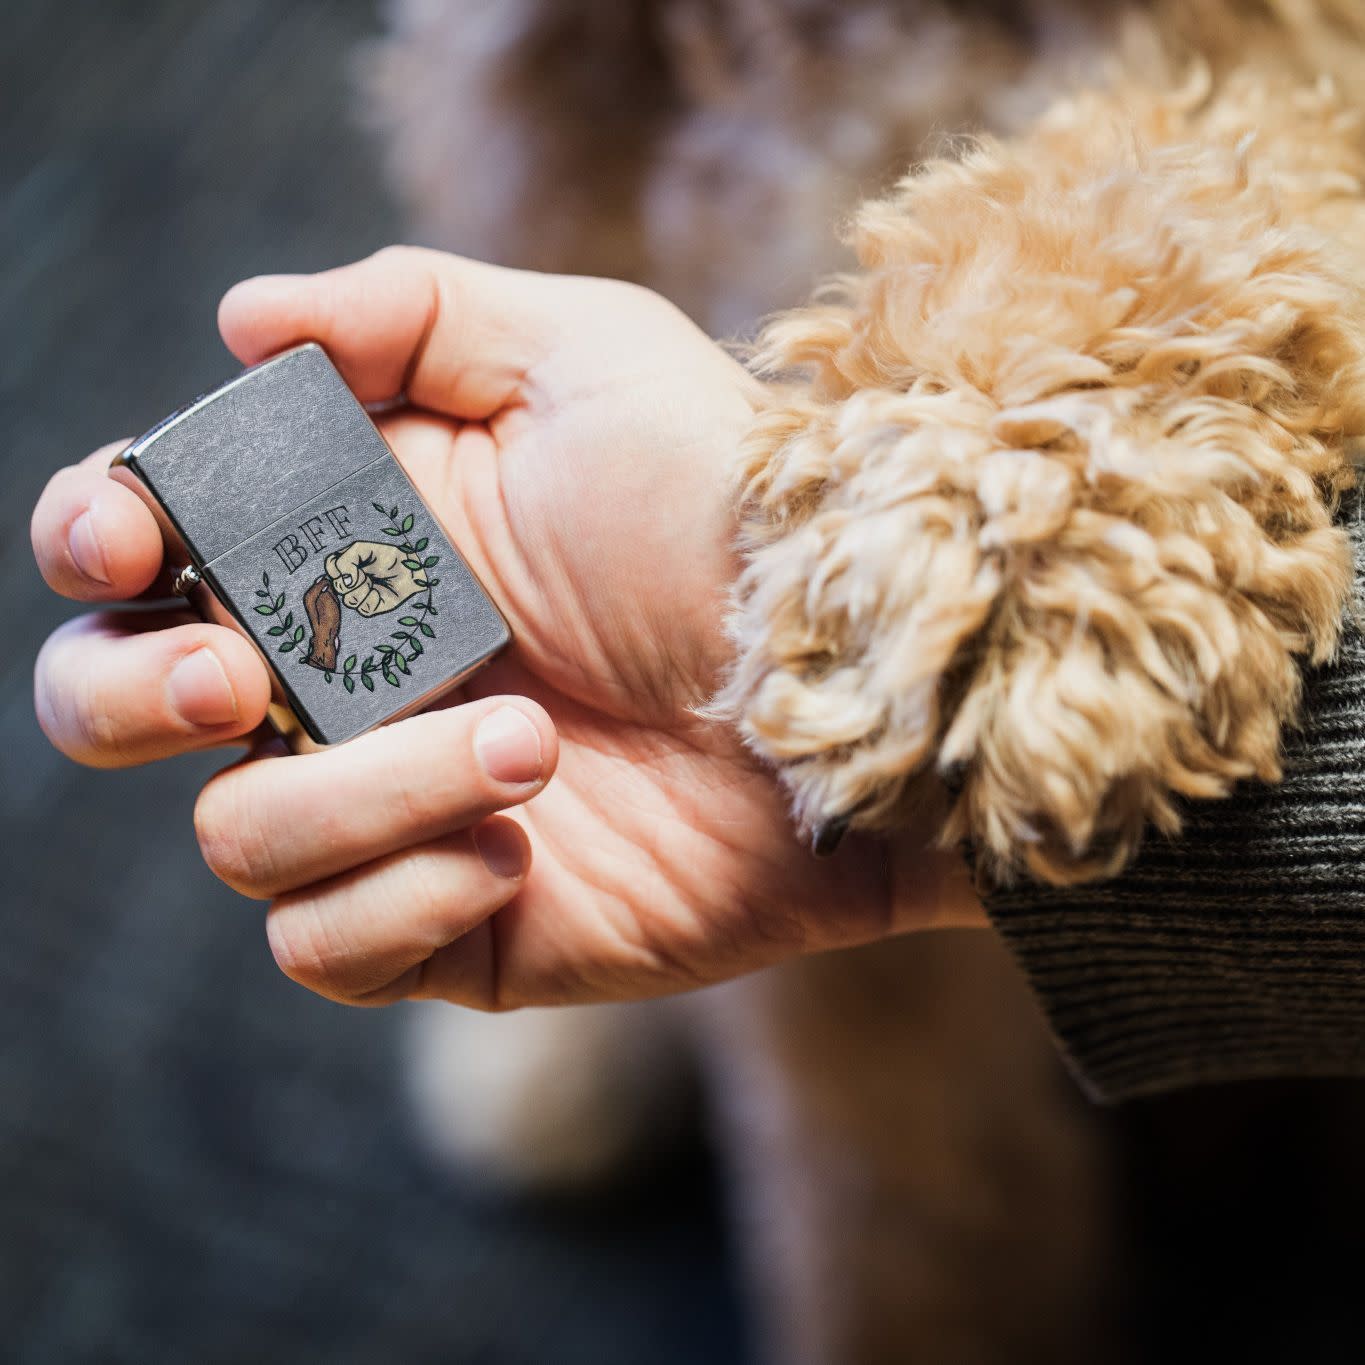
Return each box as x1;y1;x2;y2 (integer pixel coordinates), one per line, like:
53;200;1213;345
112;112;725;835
31;441;168;602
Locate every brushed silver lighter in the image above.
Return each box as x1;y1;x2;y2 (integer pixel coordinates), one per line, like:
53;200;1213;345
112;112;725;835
112;343;510;747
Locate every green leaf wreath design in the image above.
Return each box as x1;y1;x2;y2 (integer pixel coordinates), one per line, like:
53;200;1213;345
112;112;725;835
254;502;441;694
252;574;305;653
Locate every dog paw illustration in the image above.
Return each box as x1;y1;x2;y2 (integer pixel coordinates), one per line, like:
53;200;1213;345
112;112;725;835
302;575;342;671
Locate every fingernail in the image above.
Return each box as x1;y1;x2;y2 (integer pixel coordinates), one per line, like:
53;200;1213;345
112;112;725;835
68;509;110;584
475;706;542;785
167;649;238;727
474;822;527;880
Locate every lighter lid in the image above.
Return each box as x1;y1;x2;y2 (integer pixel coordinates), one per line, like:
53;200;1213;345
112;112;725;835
118;343;382;566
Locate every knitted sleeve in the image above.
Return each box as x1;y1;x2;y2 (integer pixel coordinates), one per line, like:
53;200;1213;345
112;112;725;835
714;77;1365;1099
986;497;1365;1100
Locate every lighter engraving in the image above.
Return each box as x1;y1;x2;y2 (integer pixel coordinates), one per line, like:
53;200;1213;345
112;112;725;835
255;499;442;693
270;502;356;574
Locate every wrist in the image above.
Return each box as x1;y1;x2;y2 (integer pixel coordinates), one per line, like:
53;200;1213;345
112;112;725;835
886;833;986;934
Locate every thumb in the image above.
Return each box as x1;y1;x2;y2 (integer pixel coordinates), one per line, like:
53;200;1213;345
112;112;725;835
217;246;552;420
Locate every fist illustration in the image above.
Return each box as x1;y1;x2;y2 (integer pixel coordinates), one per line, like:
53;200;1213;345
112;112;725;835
324;540;425;617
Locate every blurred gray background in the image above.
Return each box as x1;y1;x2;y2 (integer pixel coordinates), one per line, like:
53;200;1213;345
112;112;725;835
0;4;742;1362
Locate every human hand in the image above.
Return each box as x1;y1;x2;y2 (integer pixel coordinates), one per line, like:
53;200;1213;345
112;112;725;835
32;247;982;1009
325;539;426;617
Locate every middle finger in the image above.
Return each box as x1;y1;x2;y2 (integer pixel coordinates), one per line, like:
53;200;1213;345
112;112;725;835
35;610;273;768
31;442;168;602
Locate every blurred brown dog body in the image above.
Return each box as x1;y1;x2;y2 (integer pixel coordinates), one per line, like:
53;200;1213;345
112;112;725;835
371;3;1365;1361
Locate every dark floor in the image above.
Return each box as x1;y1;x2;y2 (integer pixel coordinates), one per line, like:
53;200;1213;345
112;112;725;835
0;5;742;1362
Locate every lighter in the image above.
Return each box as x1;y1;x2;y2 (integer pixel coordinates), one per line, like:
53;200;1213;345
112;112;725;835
112;342;510;748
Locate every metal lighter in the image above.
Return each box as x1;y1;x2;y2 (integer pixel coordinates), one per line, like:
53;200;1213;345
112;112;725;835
112;342;510;748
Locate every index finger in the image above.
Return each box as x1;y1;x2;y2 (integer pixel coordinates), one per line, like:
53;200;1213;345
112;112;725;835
31;441;167;602
216;246;556;421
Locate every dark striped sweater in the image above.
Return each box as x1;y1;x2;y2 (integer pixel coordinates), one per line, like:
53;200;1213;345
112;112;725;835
985;490;1365;1101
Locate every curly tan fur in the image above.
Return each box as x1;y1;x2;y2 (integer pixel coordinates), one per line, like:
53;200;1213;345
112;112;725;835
716;73;1365;884
371;0;1365;886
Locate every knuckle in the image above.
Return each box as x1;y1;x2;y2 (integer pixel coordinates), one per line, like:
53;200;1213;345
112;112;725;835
609;277;660;306
388;750;465;832
62;665;126;767
371;243;420;270
266;898;347;997
267;895;388;1006
402;841;464;930
388;774;432;835
595;275;668;318
404;835;490;943
343;723;486;834
194;778;279;897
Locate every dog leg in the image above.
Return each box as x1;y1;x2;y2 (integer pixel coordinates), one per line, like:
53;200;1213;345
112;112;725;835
401;998;694;1192
689;934;1116;1365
